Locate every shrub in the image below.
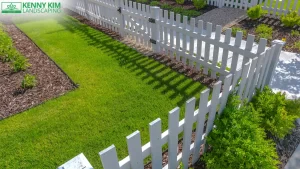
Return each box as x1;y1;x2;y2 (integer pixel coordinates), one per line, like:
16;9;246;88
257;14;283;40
161;3;172;10
291;30;300;36
181;9;201;19
204;95;279;169
281;11;300;28
231;27;247;37
149;1;160;6
11;55;30;72
252;86;299;138
255;24;273;40
136;0;149;3
247;5;265;20
193;0;206;10
176;0;184;5
285;98;300;117
21;74;37;89
293;41;300;50
172;6;184;14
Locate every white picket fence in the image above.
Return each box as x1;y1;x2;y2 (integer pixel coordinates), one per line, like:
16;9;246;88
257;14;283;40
262;0;300;17
62;0;285;168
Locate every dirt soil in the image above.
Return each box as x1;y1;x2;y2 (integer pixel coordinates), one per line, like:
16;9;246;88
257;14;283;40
233;17;300;53
0;24;76;119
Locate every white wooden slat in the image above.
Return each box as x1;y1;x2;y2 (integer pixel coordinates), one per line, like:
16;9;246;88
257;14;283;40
220;28;232;73
257;48;271;88
237;62;251;99
231;68;242;90
196;20;204;70
243;57;258;100
203;22;212;75
278;0;285;16
219;74;233;114
192;89;210;164
211;25;222;78
242;34;255;67
205;81;222;134
168;107;180;169
261;47;275;89
164;10;169;56
285;0;292;14
126;131;143;169
273;0;280;16
293;0;298;10
230;31;243;74
170;12;175;59
99;145;121;169
189;18;196;67
159;9;164;52
175;14;181;61
150;118;162;169
150;6;160;53
182;16;188;65
268;0;274;15
181;97;196;169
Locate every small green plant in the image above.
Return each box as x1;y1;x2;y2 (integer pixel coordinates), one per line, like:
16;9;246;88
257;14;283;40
291;30;300;36
11;55;30;72
193;0;206;10
21;74;37;89
176;0;184;5
136;0;149;3
231;27;247;37
172;6;184;14
178;162;193;169
204;95;279;169
281;11;300;28
255;24;273;40
149;1;160;6
247;5;265;20
181;9;201;19
161;3;172;10
252;86;299;138
293;41;300;50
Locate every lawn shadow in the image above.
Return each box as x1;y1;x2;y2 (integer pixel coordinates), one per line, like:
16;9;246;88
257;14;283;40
52;16;207;107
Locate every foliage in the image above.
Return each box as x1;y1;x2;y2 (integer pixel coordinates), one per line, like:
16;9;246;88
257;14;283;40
149;1;160;6
136;0;149;3
293;41;300;50
204;95;279;169
21;74;37;89
231;27;247;37
181;10;201;19
0;25;14;62
285;98;300;117
255;24;273;40
10;54;30;72
176;0;185;5
291;30;300;36
252;86;299;138
247;5;265;20
281;11;300;28
179;162;193;169
161;3;172;10
193;0;206;10
172;6;184;14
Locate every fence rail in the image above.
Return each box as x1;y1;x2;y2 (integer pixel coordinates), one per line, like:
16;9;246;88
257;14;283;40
62;0;285;168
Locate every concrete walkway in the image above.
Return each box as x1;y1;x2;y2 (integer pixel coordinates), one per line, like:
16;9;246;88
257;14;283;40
285;144;300;169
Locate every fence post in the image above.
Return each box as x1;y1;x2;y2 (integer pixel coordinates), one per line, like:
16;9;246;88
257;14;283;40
265;40;285;86
83;0;89;19
117;0;125;37
150;6;160;53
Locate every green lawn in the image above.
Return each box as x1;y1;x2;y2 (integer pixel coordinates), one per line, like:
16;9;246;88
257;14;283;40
0;15;206;168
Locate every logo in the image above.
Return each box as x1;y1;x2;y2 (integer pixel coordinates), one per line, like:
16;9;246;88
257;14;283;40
1;2;22;13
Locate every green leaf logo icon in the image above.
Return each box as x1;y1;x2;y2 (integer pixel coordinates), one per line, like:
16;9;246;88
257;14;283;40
6;3;17;10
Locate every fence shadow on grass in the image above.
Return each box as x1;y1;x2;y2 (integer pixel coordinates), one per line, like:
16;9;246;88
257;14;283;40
52;15;207;108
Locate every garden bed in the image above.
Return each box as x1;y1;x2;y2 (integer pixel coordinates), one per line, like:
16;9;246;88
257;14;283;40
0;24;76;119
232;16;300;53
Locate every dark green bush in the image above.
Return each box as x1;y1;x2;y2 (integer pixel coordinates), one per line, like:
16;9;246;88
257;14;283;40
252;86;299;138
161;3;172;10
255;24;273;40
136;0;149;4
172;6;184;14
231;27;247;37
21;74;37;89
204;95;279;169
247;5;265;20
149;1;160;6
11;55;30;72
193;0;206;10
176;0;184;5
281;11;300;28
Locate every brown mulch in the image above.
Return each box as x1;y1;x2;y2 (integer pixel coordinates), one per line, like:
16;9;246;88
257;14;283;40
233;16;300;53
0;24;76;120
65;9;218;89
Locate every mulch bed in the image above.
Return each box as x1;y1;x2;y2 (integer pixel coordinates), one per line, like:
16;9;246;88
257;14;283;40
0;23;76;120
233;16;300;53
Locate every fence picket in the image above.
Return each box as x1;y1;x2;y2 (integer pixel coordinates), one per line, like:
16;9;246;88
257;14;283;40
126;131;143;169
181;97;196;169
220;28;232;75
196;20;204;71
238;62;251;99
189;18;196;67
99;145;121;169
203;22;212;75
211;25;222;78
243;57;258;100
230;31;243;74
150;118;162;169
175;14;181;61
168;107;180;169
219;74;233;114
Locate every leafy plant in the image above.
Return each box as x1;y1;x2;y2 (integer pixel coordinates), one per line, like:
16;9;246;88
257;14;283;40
247;5;265;20
161;3;172;10
21;74;37;89
181;10;201;19
149;1;160;6
172;6;184;14
231;27;247;37
291;30;300;36
136;0;149;4
193;0;206;10
178;162;193;169
204;95;279;169
11;55;30;72
252;86;299;138
255;24;273;40
293;41;300;51
281;11;300;28
176;0;184;5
